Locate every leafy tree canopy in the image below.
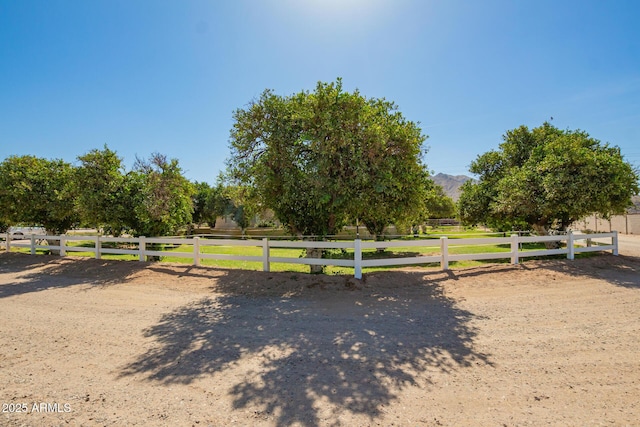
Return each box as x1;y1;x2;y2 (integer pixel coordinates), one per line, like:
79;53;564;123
1;150;195;239
458;122;639;234
227;78;429;239
75;146;130;235
0;155;78;234
129;153;194;237
223;185;257;234
192;181;230;228
424;183;456;220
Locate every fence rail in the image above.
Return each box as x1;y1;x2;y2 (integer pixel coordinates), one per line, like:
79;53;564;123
0;231;618;279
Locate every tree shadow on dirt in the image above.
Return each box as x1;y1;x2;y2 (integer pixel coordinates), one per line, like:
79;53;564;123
119;269;491;426
0;253;146;298
518;254;640;289
423;252;640;289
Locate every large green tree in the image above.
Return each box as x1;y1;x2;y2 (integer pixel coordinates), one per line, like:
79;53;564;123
223;185;257;236
227;79;429;244
192;181;230;229
0;155;78;235
75;146;131;235
424;182;456;220
128;153;194;237
76;148;195;238
350;100;430;240
458;122;639;235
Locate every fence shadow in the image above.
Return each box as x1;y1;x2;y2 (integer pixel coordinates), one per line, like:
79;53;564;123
409;253;639;289
520;253;640;289
119;269;491;426
0;253;146;299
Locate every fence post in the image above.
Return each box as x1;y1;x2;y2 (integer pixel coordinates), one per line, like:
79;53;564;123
59;235;66;257
193;237;200;266
30;235;36;255
5;233;11;252
262;238;270;272
511;234;519;264
612;230;618;256
567;230;575;260
95;236;101;259
139;236;146;262
354;239;362;279
440;237;449;270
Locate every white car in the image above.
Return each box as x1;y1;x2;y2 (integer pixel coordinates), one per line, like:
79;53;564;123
7;226;46;240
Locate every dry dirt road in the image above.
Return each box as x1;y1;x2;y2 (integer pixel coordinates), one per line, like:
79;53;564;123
1;238;639;426
619;233;640;254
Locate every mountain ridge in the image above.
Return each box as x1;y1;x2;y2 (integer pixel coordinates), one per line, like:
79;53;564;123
431;173;474;201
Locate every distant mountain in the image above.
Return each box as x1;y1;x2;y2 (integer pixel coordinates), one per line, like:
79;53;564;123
431;173;474;201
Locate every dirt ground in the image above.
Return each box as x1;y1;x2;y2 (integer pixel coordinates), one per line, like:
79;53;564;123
1;236;639;426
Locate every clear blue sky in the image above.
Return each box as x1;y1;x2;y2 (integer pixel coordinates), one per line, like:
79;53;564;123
1;0;639;183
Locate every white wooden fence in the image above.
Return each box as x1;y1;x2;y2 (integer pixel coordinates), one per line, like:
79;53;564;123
0;231;618;279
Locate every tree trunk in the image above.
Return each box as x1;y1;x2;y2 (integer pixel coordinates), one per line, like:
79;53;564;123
372;233;387;253
45;230;60;256
306;247;324;274
532;223;561;249
147;243;162;262
366;221;387;253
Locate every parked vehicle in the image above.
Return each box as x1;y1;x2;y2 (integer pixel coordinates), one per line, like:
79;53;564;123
7;226;46;240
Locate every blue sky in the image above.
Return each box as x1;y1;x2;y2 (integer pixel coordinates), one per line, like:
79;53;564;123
1;0;639;183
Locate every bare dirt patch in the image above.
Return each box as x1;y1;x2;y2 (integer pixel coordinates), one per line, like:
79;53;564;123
1;247;639;426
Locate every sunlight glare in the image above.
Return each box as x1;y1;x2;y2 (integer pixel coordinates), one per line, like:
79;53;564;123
284;0;389;26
